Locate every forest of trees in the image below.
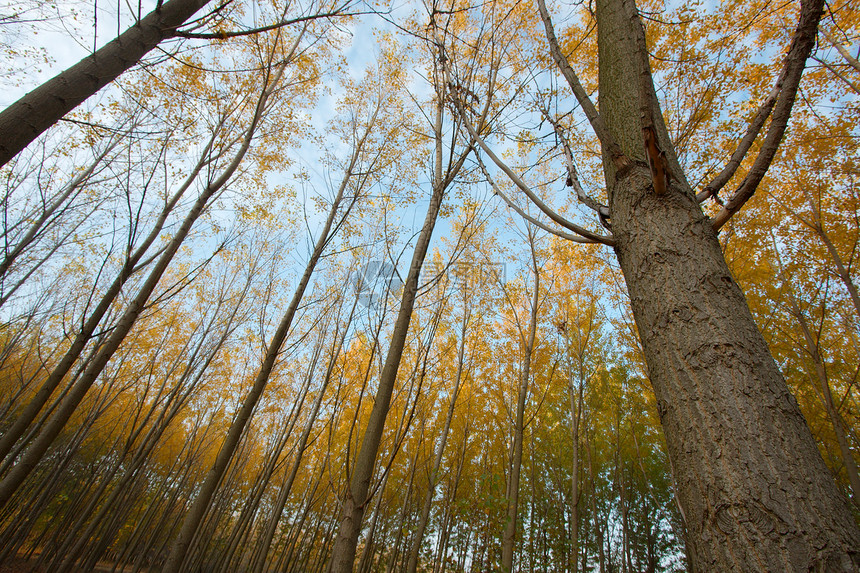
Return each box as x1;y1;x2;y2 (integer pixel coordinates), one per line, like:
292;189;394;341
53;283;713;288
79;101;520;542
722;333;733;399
0;0;858;570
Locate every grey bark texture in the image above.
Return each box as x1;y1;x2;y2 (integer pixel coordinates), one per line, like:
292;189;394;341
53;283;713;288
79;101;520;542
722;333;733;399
597;0;860;568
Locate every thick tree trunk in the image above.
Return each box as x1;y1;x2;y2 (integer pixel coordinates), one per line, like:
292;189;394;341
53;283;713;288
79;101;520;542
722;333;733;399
612;165;860;570
0;0;211;168
597;0;860;568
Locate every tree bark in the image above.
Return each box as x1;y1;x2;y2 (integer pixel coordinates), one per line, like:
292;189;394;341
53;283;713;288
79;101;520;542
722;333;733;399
598;0;860;566
0;0;211;168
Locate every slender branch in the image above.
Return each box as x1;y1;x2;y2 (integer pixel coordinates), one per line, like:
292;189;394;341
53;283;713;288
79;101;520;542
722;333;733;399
560;142;612;229
811;54;860;94
711;0;826;230
476;153;607;244
433;26;612;245
536;0;630;172
537;105;610;219
0;0;213;168
823;30;860;73
698;74;784;203
174;7;365;39
452;90;614;245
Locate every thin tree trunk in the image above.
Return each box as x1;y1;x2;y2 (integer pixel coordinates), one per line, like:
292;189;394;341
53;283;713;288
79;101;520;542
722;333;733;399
585;435;606;573
160;70;367;573
619;468;632;573
249;319;351;573
0;139;118;285
405;303;470;573
275;459;324;573
0;89;264;509
382;443;420;573
355;467;389;573
800;186;860;328
785;284;860;504
0;132;210;467
326;74;472;572
0;50;269;475
326;162;442;573
501;228;540;572
565;325;584;573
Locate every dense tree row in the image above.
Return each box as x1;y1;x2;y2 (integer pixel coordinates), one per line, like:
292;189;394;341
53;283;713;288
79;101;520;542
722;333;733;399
0;0;857;570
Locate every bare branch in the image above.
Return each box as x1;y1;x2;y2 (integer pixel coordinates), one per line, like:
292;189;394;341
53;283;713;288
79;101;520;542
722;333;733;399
434;26;612;245
822;30;860;73
476;153;606;244
536;104;610;220
448;82;614;245
0;0;213;169
536;0;630;172
811;54;860;94
174;6;364;39
698;76;783;203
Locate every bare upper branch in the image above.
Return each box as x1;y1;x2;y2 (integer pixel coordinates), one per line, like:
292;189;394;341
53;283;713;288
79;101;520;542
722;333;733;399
476;153;606;244
536;0;630;173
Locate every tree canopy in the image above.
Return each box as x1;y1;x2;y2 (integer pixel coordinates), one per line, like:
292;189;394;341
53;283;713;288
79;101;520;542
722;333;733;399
0;0;858;571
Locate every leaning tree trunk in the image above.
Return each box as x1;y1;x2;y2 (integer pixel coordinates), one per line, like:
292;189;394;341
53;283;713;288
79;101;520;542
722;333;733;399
597;0;860;569
326;67;475;570
0;0;212;168
326;166;447;573
404;304;469;573
161;110;361;573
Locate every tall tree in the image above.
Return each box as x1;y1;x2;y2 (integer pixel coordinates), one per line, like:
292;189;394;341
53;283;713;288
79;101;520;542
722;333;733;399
159;54;387;572
325;14;501;565
500;224;541;572
449;0;860;568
